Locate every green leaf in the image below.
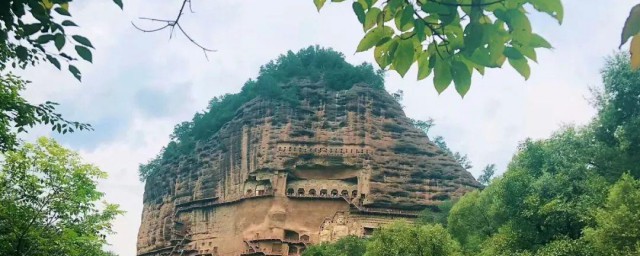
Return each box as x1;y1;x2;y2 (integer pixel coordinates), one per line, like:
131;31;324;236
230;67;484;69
35;34;55;44
61;20;78;26
505;9;532;45
392;38;415;77
451;60;472;97
399;5;415;32
414;17;426;41
530;34;552;49
387;0;403;13
530;0;564;24
463;21;484;54
46;55;61;70
382;5;395;22
620;4;640;48
113;0;124;9
504;47;524;59
364;7;382;31
360;0;373;10
54;33;65;51
374;39;397;68
420;1;450;15
54;7;71;16
508;56;530;80
69;65;81;81
516;45;537;62
417;51;432;80
433;57;452;93
72;35;94;48
356;26;393;52
468;47;495;67
23;23;42;36
314;0;327;11
353;2;366;24
15;46;28;60
75;46;93;63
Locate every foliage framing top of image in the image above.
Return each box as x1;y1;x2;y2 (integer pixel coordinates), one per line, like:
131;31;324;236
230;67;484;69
0;0;122;80
315;0;562;97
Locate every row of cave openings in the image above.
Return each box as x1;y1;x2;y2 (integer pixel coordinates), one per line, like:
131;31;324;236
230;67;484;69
278;146;370;154
286;188;358;198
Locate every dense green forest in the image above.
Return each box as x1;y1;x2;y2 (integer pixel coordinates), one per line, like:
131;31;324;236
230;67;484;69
138;46;385;181
303;53;640;256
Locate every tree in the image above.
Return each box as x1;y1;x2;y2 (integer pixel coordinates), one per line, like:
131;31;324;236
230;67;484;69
303;235;367;256
0;0;123;152
584;173;640;256
411;118;475;170
447;189;497;254
365;221;462;256
445;52;640;255
411;117;434;134
592;53;640;180
477;164;495;185
391;89;404;105
418;199;456;226
0;137;123;256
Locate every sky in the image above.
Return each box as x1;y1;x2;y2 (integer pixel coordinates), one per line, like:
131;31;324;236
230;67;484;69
15;1;637;255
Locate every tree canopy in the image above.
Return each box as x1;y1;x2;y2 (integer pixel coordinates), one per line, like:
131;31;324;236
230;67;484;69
0;137;123;256
445;52;640;255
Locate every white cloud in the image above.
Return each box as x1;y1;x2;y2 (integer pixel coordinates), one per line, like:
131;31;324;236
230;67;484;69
15;0;638;255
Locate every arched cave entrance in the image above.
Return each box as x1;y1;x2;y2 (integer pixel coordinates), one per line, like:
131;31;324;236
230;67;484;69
352;190;358;197
284;230;299;240
331;189;338;196
320;189;328;196
309;189;316;195
287;188;294;195
300;235;309;242
341;190;349;197
297;188;305;196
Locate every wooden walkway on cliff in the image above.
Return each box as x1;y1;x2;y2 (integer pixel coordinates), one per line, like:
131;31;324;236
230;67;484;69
175;191;275;215
286;194;420;217
172;192;419;217
240;236;308;256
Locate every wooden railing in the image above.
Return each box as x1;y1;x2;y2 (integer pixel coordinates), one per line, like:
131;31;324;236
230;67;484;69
287;194;419;217
175;191;274;214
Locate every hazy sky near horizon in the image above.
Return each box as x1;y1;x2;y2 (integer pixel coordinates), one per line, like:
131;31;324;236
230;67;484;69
16;1;636;255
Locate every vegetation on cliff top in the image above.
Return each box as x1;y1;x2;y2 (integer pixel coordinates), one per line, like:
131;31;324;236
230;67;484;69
139;46;385;181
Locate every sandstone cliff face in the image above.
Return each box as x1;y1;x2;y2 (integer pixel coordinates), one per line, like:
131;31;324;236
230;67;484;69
136;80;480;256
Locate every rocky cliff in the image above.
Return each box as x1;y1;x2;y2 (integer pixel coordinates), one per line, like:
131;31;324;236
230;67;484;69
136;47;481;256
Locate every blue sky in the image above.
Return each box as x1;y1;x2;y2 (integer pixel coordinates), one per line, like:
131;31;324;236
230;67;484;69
17;0;637;255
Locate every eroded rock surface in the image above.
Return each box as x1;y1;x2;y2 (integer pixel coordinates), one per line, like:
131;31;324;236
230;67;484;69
136;81;480;256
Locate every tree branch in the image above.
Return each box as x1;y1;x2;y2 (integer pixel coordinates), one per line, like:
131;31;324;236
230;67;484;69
131;0;216;58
